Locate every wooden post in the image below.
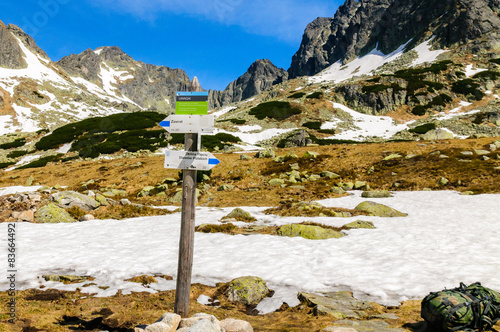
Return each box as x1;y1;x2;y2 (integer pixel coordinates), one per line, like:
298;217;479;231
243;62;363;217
174;132;198;317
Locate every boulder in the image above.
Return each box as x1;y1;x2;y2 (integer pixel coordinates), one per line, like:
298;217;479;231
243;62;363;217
438;177;449;186
137;186;158;197
226;276;270;306
361;190;392;198
255;149;275;158
35;203;76;223
150;312;181;332
95;193;108;206
178;318;222;332
422;129;454;140
320;327;358;332
80;214;94;221
298;291;372;319
239;154;252;160
343;220;375;229
383;154;402;161
51;191;99;211
221;208;256;222
179;313;221;331
278;224;344;240
329;320;405;332
331;187;346;195
218;184;235;191
304;151;319;158
355;201;407;217
11;210;34;222
353;181;367;190
269;179;285;186
321;171;340;179
220;318;253;332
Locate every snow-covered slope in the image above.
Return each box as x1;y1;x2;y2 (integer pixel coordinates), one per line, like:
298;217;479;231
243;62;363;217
310;38;447;84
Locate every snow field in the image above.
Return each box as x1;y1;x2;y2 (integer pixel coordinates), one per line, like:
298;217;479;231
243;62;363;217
0;189;499;313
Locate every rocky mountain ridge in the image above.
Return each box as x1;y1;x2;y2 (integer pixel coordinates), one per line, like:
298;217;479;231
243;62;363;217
289;0;500;78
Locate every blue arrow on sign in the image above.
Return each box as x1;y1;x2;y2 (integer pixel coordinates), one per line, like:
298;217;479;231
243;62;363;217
159;120;170;127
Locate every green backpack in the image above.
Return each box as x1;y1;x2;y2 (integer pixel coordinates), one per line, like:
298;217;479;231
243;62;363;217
421;282;500;332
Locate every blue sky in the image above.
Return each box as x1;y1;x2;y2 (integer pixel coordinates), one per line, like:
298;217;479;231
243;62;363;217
1;0;340;90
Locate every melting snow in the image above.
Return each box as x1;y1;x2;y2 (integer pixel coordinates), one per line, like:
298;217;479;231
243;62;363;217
325;103;410;141
465;64;488;78
310;38;447;84
0;190;498;311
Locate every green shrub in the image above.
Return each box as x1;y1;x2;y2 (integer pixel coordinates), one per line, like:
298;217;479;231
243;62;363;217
18;154;63;169
249;101;301;120
0;138;26;149
7;150;29;158
472;70;500;80
0;162;15;169
412;106;428;116
168;133;241;151
409;123;437;134
489;58;500;65
36;112;165;150
306;91;323;99
216;118;246;125
288;92;306;99
362;83;402;93
451;79;484;100
317;129;337;135
302;121;322;130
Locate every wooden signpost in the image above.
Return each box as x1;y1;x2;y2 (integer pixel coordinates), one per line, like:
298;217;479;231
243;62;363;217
161;91;218;318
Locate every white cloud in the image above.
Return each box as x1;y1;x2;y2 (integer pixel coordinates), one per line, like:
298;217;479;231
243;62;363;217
91;0;337;43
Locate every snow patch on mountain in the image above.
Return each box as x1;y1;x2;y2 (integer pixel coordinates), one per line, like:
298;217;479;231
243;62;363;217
309;38;447;84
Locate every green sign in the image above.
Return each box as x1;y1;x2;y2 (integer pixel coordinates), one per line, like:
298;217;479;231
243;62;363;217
175;92;208;115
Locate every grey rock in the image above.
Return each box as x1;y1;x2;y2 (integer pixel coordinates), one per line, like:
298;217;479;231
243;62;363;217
298;291;373;319
239;154;252;160
35;204;75;223
438;177;449;186
321;171;340;179
280;130;313;148
331;320;405;332
181;318;223;332
355;201;407;217
320;327;358;332
120;198;132;205
11;210;34;222
218;184;235;191
52;191;99;211
361;190;392;198
80;214;95;221
255;149;275;159
225;276;270;306
179;313;221;330
422;129;454;140
220;318;253;332
331;187;346;195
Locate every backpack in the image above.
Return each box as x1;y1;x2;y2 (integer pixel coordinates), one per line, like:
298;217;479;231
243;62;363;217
421;282;500;332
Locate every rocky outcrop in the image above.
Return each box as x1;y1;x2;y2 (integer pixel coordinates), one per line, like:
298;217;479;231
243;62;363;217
289;0;500;78
224;276;271;306
57;46;193;111
209;59;288;109
0;21;27;69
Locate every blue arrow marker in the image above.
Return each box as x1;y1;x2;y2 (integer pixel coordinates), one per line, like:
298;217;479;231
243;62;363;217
208;158;220;165
160;120;170;127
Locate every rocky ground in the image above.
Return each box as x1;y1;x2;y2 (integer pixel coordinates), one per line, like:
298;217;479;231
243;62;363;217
0;137;499;331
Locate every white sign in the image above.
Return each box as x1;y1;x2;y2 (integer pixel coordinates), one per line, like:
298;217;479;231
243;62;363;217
164;151;220;171
160;115;214;134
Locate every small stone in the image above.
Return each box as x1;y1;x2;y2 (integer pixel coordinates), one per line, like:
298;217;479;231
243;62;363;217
269;179;285;186
474;149;490;156
461;151;473;156
255;149;275;158
120;199;132;205
438;177;449;186
218;184;235;191
460;191;475;195
321;171;340;179
179;313;221;329
458;159;472;163
290;163;300;170
220;318;253;332
331;187;346;195
383;154;402;161
12;210;34;222
239;154;252;160
353;181;367;190
304;151;319;158
80;214;95;221
320;327;358;332
361;190;392;198
343;220;375;229
25;176;35;186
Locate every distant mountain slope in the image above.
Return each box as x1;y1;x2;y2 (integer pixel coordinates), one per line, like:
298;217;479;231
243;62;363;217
209;59;288;109
57;46;195;111
289;0;500;78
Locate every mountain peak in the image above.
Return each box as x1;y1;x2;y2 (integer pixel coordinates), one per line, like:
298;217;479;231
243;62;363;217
190;76;203;92
289;0;500;78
